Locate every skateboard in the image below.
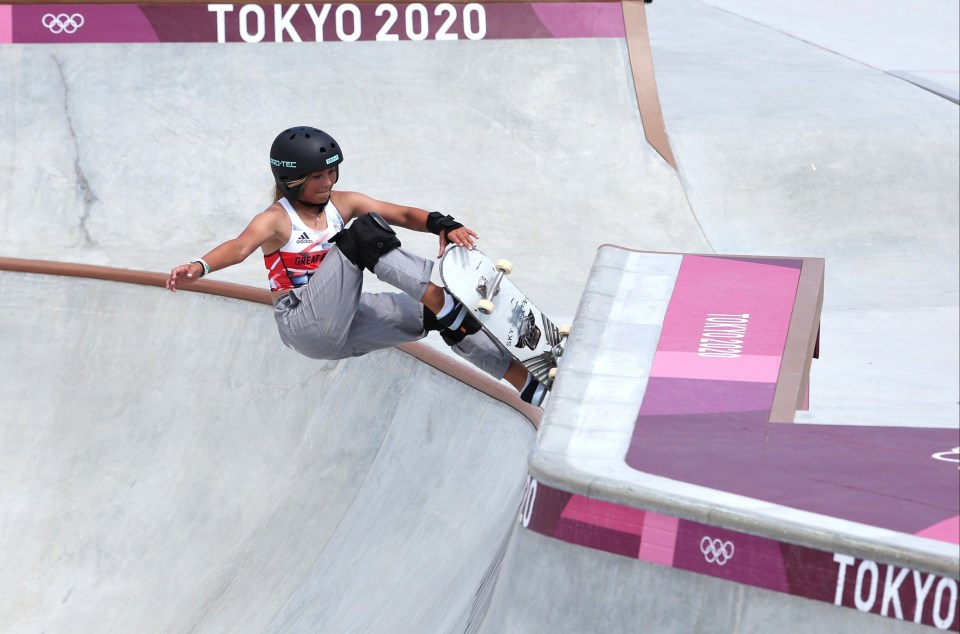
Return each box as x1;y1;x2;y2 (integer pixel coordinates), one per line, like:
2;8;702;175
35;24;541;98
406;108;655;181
439;246;568;386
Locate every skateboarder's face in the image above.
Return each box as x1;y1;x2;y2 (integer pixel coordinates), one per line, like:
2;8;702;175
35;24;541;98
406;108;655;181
298;167;337;204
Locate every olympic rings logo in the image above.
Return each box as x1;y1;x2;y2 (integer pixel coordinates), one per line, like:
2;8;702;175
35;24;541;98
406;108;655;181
700;536;735;566
932;446;960;469
42;13;86;35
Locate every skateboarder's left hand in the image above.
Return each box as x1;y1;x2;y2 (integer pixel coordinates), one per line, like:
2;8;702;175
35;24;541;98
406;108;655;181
439;225;479;258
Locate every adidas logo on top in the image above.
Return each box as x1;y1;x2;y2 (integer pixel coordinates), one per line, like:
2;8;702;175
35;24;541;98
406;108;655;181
295;231;312;244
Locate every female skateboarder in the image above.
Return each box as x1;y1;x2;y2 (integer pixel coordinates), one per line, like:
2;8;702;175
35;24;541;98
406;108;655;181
166;126;547;406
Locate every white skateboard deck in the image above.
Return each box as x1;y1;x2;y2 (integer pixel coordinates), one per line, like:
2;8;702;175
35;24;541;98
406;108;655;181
439;245;563;382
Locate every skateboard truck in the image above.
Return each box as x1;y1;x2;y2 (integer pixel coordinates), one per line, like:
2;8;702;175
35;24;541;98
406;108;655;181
475;276;498;303
477;260;513;314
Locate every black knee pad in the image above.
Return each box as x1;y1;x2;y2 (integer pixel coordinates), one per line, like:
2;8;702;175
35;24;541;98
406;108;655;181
331;213;401;272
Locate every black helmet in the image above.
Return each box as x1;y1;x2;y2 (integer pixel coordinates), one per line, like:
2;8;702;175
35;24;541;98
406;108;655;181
270;126;344;201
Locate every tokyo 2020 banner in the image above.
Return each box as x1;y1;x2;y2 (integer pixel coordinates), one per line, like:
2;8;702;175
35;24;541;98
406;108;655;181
0;3;626;43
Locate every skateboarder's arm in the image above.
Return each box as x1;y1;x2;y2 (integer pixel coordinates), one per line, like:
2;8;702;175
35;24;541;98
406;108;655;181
166;207;284;291
336;191;429;230
336;191;478;256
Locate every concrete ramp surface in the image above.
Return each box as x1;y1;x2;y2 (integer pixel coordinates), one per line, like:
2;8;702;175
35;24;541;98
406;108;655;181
1;0;958;631
0;271;535;633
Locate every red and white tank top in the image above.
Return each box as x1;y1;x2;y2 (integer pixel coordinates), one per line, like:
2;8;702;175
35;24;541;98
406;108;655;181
263;198;345;292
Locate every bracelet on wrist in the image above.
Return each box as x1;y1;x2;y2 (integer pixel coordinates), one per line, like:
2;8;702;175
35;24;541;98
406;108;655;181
190;258;210;277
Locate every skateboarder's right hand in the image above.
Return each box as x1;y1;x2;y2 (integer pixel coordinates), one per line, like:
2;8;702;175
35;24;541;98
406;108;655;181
166;262;204;292
438;225;479;258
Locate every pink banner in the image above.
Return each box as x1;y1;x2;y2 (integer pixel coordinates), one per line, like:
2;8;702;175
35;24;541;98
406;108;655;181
2;2;625;44
653;255;800;377
0;5;12;43
523;477;960;631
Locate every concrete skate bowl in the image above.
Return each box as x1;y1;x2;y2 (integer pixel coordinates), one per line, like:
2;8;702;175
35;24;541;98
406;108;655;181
0;260;539;633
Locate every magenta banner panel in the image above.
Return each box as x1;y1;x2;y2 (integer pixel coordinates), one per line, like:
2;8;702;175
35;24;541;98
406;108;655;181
521;477;960;631
650;255;800;378
626;255;960;541
0;2;625;44
0;6;11;42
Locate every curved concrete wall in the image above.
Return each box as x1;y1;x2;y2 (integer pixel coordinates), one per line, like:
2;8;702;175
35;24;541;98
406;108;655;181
0;269;536;633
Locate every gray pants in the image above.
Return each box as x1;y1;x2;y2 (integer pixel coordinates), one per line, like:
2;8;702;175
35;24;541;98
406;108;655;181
273;247;513;380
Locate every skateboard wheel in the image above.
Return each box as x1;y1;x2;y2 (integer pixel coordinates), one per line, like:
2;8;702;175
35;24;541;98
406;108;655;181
559;325;571;337
477;299;495;315
548;368;559;380
495;259;513;275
